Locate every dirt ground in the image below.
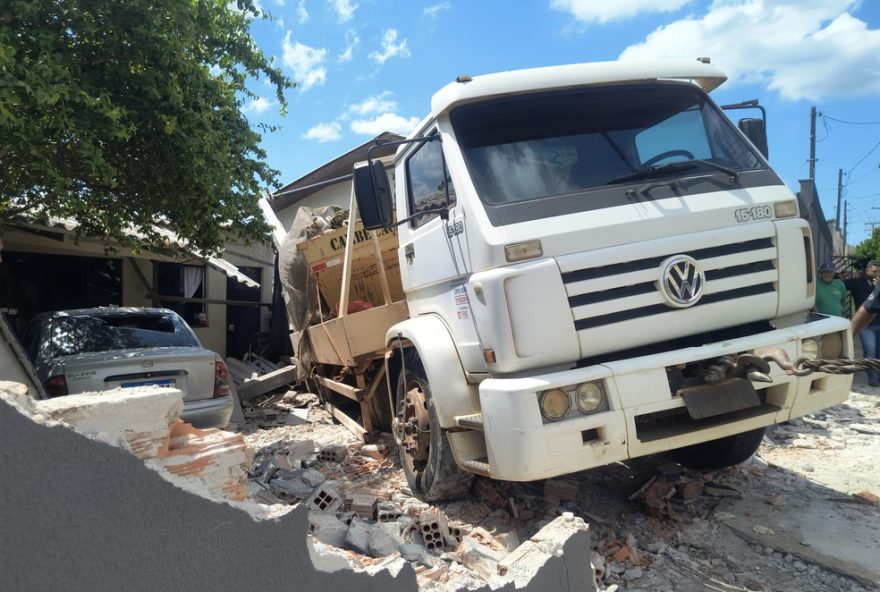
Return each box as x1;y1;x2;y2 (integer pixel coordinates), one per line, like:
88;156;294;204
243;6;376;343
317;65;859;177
233;377;880;592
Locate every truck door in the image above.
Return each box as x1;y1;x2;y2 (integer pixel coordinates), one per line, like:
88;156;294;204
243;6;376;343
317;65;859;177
398;131;470;293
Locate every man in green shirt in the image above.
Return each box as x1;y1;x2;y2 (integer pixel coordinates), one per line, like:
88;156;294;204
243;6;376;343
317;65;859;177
814;261;847;317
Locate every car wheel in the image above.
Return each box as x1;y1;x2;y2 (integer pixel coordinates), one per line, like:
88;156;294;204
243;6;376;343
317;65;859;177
396;352;473;502
671;427;766;470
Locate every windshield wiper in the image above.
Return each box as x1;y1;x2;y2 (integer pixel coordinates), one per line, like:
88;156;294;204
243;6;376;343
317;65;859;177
607;159;739;186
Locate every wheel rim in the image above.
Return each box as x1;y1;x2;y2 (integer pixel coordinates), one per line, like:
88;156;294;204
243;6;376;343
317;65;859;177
399;380;430;474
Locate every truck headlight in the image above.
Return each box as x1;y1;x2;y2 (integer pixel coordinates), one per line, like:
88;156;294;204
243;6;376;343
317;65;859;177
774;201;798;218
801;338;819;359
539;388;570;421
575;382;605;413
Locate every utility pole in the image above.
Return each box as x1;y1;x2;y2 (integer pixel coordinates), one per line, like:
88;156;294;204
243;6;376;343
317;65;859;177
835;168;844;233
809;106;817;180
842;200;848;255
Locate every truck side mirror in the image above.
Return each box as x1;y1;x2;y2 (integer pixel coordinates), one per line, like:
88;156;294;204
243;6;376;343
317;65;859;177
738;118;769;160
353;160;393;230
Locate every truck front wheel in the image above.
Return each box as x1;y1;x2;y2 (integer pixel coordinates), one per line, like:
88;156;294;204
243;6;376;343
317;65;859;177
670;427;765;470
396;354;474;501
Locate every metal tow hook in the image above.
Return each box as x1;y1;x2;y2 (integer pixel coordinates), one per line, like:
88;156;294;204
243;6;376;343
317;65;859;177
732;353;774;383
704;354;773;383
758;347;814;377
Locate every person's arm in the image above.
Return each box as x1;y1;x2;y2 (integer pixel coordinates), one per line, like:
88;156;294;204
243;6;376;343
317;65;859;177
852;283;880;337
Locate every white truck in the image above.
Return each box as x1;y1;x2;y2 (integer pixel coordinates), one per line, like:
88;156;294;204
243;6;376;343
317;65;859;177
296;60;853;501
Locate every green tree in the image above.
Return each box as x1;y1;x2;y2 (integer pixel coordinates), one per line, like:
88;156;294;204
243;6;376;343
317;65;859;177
852;228;880;265
0;0;293;254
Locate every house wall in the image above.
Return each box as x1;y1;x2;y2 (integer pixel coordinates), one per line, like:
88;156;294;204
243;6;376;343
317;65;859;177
0;226;274;359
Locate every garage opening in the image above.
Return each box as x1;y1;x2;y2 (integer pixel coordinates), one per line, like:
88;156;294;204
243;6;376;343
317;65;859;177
0;251;122;334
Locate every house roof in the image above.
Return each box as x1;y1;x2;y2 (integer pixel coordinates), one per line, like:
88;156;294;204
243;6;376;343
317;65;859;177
270;131;403;212
2;216;260;288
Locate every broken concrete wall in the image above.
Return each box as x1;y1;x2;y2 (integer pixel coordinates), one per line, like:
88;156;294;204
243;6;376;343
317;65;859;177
0;382;595;591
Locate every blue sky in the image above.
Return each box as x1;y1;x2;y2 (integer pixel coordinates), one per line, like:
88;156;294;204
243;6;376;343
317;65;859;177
243;0;880;246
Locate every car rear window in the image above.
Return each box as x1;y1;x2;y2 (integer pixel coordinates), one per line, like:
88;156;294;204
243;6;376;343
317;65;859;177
49;313;200;357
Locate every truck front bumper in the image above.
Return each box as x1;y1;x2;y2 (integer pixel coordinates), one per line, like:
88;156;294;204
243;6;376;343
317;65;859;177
477;316;852;481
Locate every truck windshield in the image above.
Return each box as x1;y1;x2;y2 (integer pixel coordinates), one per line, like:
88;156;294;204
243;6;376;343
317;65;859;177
451;82;766;209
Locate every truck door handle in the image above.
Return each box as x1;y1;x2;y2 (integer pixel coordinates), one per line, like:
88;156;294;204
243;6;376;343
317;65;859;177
405;244;415;264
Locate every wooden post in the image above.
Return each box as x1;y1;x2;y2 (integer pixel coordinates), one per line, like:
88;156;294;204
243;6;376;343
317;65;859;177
128;257;159;306
338;185;358;318
370;231;392;306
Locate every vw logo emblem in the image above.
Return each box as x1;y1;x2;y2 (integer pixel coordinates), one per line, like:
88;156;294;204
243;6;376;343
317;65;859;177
660;255;705;307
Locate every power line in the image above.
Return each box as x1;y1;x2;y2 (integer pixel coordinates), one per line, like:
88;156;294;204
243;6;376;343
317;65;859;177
846;139;880;178
822;115;880;125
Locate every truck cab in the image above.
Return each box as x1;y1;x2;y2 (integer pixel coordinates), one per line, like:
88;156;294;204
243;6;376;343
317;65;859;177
349;60;853;501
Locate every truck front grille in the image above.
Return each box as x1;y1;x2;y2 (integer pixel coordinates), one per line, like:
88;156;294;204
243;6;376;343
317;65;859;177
561;233;777;332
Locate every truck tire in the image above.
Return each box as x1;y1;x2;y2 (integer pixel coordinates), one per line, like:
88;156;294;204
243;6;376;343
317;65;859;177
670;427;765;471
396;354;474;502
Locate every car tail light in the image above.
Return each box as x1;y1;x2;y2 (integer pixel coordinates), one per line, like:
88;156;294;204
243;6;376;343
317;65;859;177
213;361;232;398
45;375;68;398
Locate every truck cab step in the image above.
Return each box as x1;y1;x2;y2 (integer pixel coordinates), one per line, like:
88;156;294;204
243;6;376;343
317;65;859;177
460;457;490;476
455;413;484;430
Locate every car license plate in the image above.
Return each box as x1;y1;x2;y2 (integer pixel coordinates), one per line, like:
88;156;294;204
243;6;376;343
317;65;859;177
121;379;176;389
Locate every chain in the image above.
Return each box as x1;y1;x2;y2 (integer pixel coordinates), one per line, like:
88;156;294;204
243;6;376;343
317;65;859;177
796;358;880;375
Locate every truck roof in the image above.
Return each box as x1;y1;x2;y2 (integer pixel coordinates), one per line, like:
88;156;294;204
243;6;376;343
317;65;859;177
430;60;727;117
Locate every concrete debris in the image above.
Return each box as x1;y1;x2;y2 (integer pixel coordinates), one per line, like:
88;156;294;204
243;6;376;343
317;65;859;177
854;491;880;505
493;514;595;590
309;513;349;548
318;444;349;463
399;543;427;562
703;482;743;498
458;535;507;580
675;478;705;501
358;444;385;461
369;522;405;557
151;420;251;502
544;478;579;501
377;501;403;523
308;483;345;514
351;493;378;519
269;472;316;500
344;517;372;555
236;385;880;591
419;509;453;553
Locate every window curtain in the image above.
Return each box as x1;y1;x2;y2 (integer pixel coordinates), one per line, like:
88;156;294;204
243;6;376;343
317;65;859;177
183;266;204;298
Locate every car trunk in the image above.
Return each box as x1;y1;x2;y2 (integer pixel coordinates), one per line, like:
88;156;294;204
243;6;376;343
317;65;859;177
57;347;217;402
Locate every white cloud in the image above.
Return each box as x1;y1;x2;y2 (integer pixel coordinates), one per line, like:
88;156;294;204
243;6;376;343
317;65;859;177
304;122;342;142
351;112;421;136
348;91;398;116
338;29;359;62
296;0;308;23
329;0;357;22
244;96;275;113
368;29;411;64
619;0;880;101
551;0;690;24
282;33;327;90
423;2;451;19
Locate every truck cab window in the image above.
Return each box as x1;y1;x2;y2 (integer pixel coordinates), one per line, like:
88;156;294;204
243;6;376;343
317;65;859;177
451;83;767;214
635;107;712;165
406;135;456;229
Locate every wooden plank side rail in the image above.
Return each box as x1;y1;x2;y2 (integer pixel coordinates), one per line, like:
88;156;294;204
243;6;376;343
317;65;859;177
314;374;364;402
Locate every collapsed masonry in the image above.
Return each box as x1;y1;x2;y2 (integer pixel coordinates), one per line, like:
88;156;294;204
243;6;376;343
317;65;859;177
0;381;596;592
